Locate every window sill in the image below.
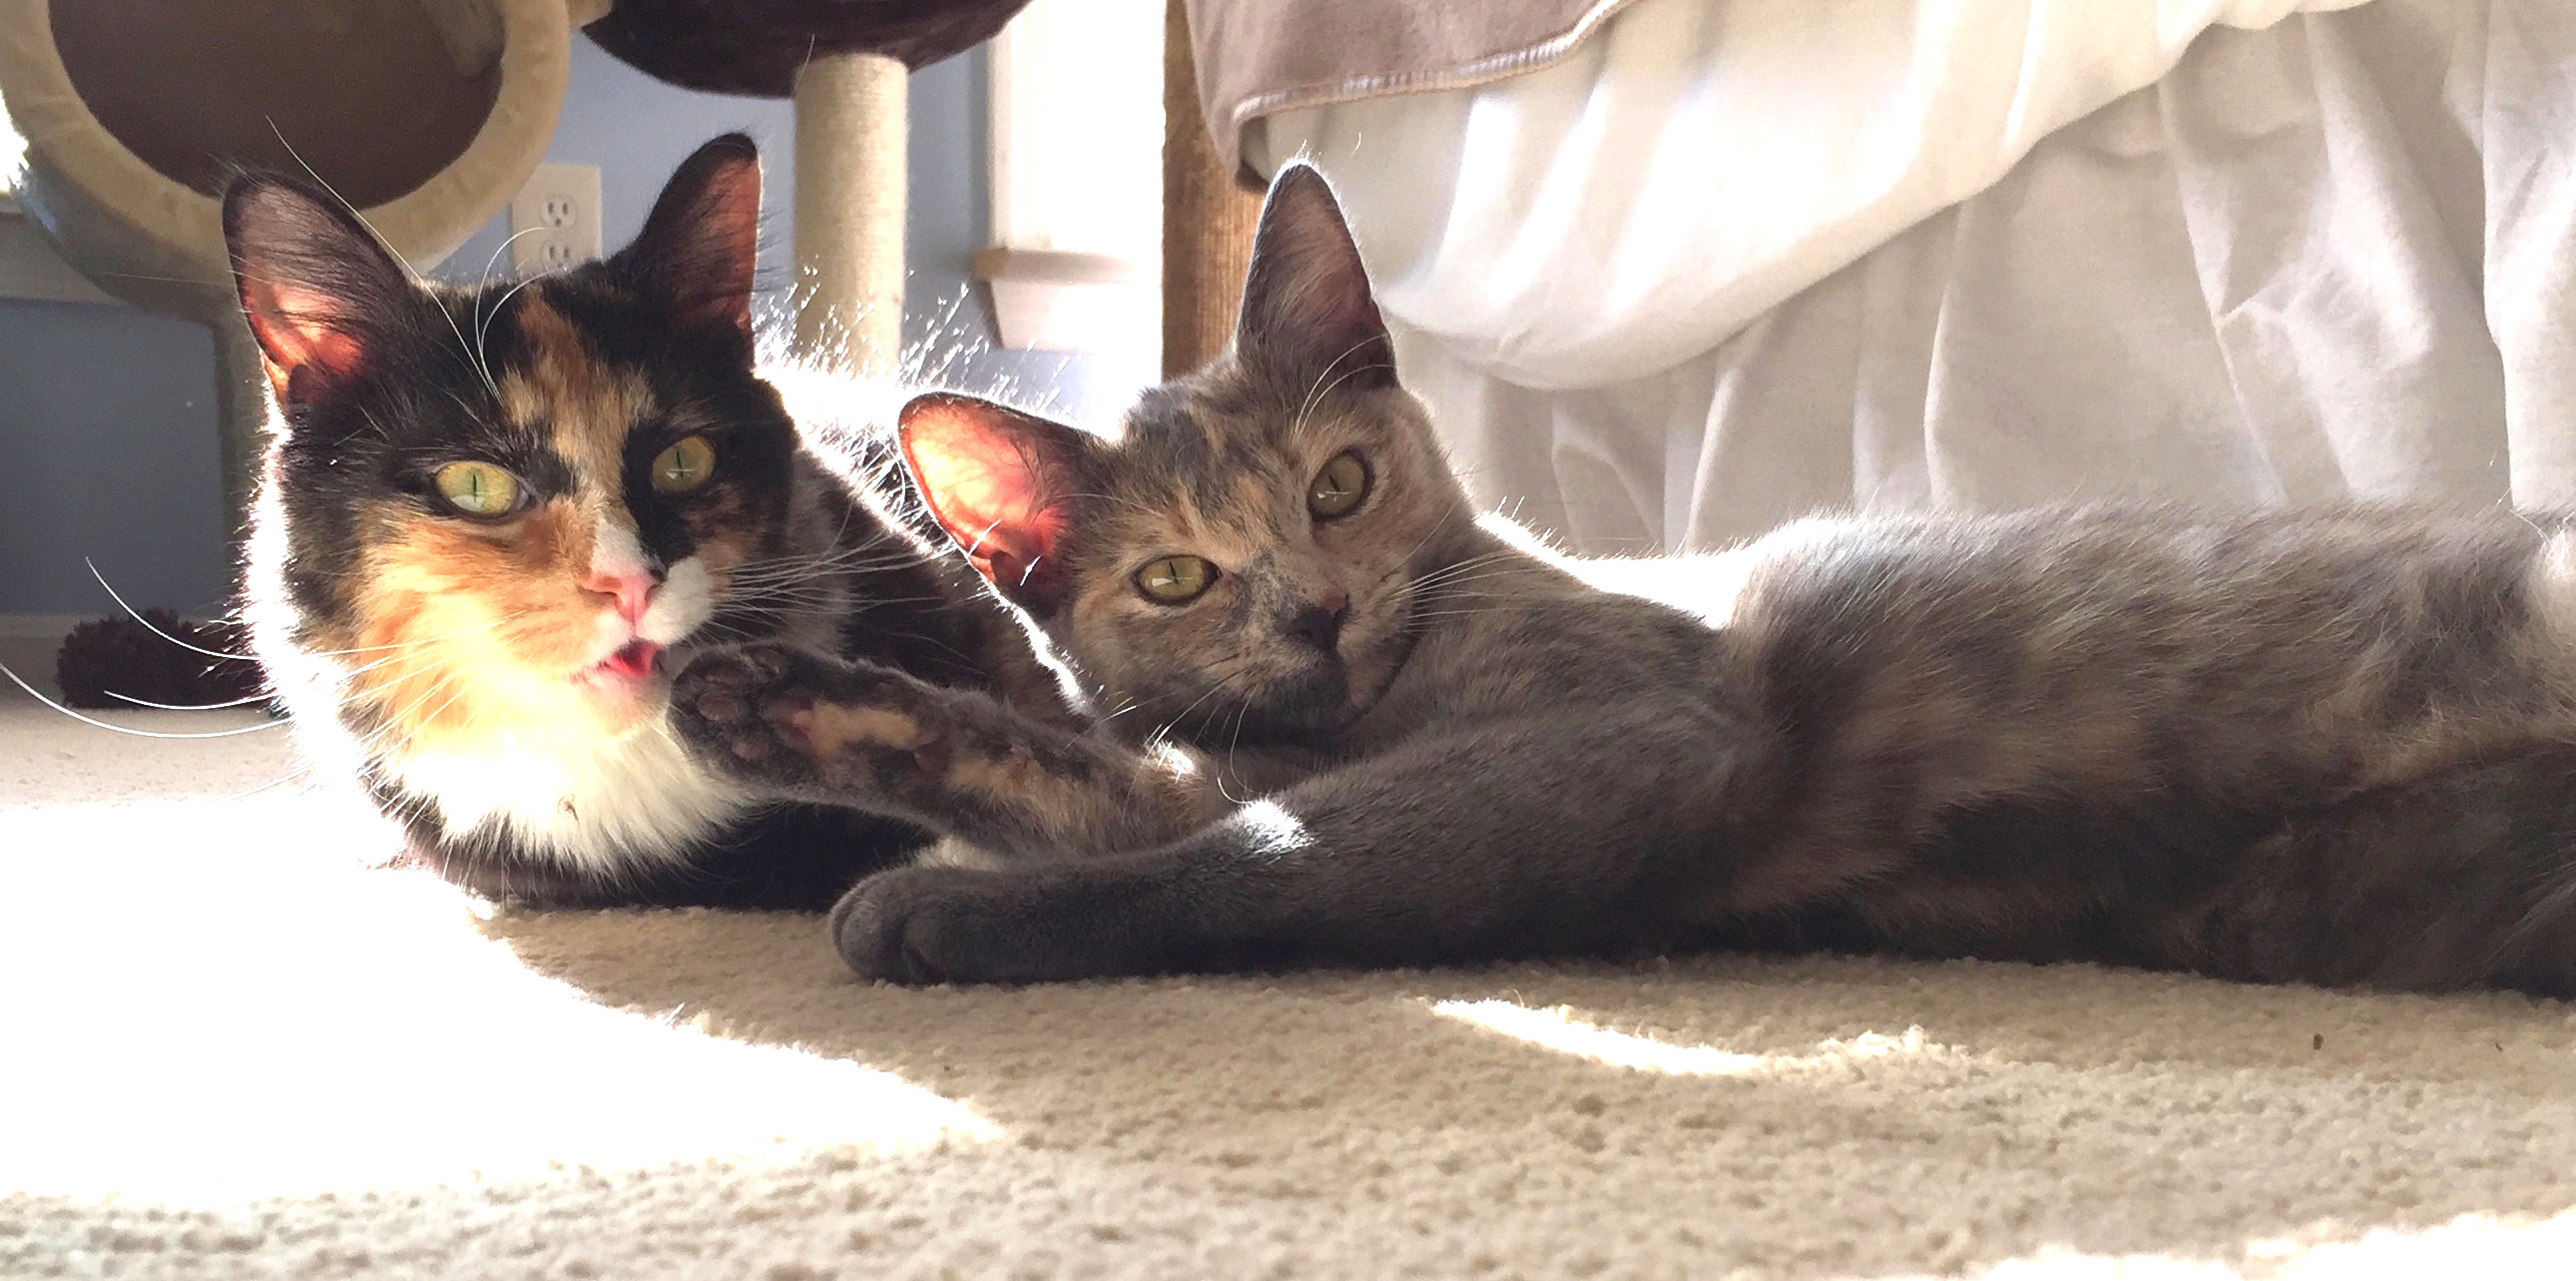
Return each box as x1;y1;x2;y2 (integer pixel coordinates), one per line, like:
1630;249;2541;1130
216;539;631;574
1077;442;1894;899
972;246;1156;357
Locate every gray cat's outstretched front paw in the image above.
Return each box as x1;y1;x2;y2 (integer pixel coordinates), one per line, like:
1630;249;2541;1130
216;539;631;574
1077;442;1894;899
830;864;1151;985
671;643;928;797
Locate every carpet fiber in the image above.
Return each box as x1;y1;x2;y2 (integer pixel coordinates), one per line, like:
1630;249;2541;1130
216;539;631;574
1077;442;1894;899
5;691;2575;1279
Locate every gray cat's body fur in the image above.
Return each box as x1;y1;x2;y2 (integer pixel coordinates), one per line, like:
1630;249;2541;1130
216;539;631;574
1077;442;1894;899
674;166;2576;993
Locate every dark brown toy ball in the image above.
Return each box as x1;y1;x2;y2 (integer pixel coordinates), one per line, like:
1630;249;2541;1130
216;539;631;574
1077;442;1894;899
54;612;266;711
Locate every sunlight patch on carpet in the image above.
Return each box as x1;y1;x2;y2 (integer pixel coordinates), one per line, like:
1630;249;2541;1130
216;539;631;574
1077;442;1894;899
0;795;997;1207
1430;997;1947;1075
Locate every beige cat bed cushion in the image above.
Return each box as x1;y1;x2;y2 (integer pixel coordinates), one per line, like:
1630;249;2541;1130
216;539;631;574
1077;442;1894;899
0;0;569;311
0;0;571;526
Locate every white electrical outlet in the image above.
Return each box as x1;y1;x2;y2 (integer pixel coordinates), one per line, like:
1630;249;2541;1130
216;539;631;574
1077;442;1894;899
509;162;603;275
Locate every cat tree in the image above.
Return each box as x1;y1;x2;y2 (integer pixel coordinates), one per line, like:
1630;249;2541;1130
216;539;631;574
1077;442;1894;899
584;0;1034;375
0;0;574;536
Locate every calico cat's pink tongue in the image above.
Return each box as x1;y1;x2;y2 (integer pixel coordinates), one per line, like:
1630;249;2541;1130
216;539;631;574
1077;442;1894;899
598;640;660;682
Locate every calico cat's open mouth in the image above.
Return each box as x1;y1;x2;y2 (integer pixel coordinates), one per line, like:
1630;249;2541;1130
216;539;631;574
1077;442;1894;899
591;639;662;684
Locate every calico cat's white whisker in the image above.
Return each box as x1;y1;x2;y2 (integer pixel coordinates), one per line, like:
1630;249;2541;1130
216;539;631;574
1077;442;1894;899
726;553;922;585
203;761;323;806
266;125;502;398
723;535;926;580
475;226;548;297
261;123;420;279
84;559;259;662
100;689;274;712
730;542;923;574
0;663;288;740
350;670;476;760
302;616;522;665
469;273;548;388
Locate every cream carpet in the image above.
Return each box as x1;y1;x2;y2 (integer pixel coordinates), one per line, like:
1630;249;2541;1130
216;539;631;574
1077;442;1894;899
6;689;2576;1280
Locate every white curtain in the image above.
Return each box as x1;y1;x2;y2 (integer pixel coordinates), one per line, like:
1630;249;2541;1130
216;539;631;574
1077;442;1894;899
1248;0;2576;552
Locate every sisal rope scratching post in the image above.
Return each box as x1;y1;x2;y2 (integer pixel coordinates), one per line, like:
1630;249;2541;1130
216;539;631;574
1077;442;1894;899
1161;0;1261;377
581;1;1035;373
791;50;908;374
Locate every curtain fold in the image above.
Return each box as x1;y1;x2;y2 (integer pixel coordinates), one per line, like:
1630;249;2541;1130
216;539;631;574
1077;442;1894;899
1255;0;2571;551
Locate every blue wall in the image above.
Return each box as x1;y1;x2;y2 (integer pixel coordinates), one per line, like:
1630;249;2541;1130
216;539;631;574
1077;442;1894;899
1;34;1149;617
0;301;228;615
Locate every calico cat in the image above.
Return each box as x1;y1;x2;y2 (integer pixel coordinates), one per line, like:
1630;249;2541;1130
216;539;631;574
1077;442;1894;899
228;135;1071;908
673;163;2576;992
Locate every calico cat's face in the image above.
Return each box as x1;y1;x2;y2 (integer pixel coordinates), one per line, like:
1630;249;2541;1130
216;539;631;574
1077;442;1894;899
228;136;825;757
896;166;1471;739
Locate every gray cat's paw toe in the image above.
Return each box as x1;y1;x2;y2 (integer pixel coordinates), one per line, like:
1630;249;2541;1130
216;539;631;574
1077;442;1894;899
831;865;1126;986
670;644;830;788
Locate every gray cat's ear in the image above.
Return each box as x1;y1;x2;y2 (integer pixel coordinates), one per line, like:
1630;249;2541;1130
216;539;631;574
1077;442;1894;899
616;133;762;336
224;175;413;407
899;392;1095;617
1233;163;1396;392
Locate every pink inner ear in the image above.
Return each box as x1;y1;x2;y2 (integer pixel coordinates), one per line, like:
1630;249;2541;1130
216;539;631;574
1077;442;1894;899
686;161;761;333
240;280;369;394
899;401;1071;594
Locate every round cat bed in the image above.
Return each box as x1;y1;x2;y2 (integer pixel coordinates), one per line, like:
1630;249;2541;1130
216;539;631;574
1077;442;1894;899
0;0;569;312
0;0;571;529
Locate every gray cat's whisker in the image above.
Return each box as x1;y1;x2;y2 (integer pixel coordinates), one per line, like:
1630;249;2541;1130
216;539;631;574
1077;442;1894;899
1288;334;1391;437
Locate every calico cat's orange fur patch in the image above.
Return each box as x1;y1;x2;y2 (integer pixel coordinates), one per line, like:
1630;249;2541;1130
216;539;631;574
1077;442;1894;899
344;495;613;750
501;297;652;486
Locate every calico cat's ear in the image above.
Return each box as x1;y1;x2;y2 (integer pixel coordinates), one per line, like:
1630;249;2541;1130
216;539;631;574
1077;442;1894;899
1233;162;1396;393
616;133;763;336
224;175;413;406
898;393;1095;617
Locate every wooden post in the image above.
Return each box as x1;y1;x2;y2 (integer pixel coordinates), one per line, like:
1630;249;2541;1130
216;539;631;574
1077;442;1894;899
1161;0;1261;377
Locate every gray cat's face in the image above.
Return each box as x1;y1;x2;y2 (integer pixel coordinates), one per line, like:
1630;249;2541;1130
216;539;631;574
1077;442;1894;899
1043;375;1464;737
899;164;1472;740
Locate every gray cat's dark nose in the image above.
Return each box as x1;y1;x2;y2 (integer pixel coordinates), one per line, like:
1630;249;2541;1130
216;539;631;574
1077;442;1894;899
1282;598;1347;652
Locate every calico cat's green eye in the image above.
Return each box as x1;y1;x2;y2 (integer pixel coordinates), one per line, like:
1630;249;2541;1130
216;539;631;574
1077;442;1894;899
1308;451;1370;519
433;460;523;518
651;435;718;493
1135;555;1218;604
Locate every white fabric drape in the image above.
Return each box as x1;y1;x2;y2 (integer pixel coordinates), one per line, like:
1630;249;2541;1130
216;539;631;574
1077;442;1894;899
1249;0;2574;552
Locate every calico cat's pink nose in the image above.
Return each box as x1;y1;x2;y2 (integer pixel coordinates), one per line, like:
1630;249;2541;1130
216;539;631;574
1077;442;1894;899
583;569;659;623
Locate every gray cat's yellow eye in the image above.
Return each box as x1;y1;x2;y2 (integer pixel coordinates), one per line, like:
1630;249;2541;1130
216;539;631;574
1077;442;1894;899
433;460;522;518
1307;451;1369;519
651;435;718;494
1135;555;1218;604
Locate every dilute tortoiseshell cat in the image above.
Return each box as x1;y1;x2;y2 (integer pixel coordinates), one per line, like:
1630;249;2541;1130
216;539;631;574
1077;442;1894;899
674;163;2576;993
228;135;1071;908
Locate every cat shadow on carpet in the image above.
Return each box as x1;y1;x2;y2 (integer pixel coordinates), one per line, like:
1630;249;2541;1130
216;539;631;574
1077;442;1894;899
480;906;2576;1277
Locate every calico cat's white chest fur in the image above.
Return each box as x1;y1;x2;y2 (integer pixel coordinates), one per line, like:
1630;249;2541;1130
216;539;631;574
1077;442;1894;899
386;713;754;878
